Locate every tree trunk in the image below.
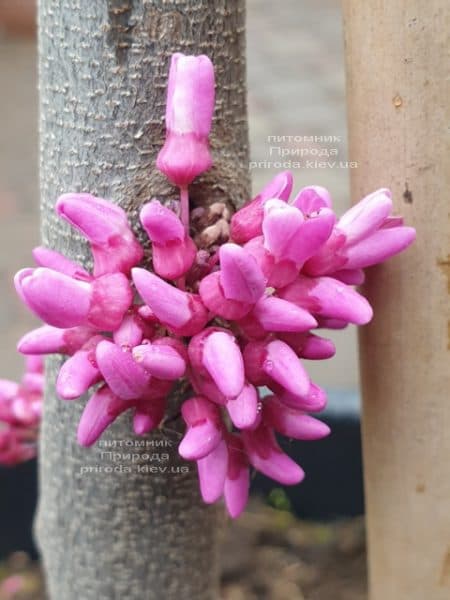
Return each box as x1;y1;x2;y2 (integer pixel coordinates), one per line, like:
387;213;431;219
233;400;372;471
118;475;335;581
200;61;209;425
36;2;249;599
342;2;449;599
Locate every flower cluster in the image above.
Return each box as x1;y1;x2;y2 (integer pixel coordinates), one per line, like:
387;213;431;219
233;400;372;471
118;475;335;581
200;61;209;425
12;52;415;517
0;355;43;465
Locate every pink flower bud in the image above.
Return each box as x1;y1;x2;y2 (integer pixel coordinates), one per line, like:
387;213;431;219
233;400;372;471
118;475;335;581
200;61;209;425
230;171;293;244
56;336;104;400
224;434;250;519
15;267;91;328
113;308;155;349
17;325;94;356
199;272;252;320
242;424;304;485
244;236;298;288
225;383;260;430
278;332;336;360
56;193;143;276
278;274;373;325
133;340;186;380
263;395;330;440
276;382;328;412
77;385;129;447
140;200;196;279
304;189;416;276
196;438;228;504
132;269;209;336
218;243;266;304
243;339;310;398
250;295;317;332
262;199;335;266
292;185;332;214
179;396;223;460
156;54;215;186
15;268;132;331
189;328;245;399
95;340;151;400
33;246;91;279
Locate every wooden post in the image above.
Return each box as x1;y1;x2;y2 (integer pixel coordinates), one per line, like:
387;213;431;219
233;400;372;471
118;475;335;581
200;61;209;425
342;2;449;599
36;1;249;599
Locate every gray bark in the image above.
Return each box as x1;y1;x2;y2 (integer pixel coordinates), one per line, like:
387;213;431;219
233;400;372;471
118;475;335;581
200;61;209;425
36;1;249;599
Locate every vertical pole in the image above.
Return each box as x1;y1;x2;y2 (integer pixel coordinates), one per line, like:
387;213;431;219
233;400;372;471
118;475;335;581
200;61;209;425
342;2;449;599
36;1;249;599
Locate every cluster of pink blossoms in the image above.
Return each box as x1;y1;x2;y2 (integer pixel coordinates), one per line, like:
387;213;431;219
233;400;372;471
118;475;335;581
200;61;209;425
0;355;42;465
11;53;415;517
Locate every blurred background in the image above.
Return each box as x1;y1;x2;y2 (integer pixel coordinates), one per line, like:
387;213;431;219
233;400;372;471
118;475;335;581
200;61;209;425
0;1;366;598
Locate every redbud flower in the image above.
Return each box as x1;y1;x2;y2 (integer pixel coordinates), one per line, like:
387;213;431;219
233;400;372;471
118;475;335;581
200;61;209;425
179;396;223;460
77;385;129;447
230;171;293;244
243;339;310;398
278;274;373;325
15;268;132;330
304;188;416;276
188;328;245;400
17;325;94;356
132;269;209;336
56;193;143;276
156;53;215;186
0;356;42;466
223;434;250;519
140;200;196;279
242;424;304;485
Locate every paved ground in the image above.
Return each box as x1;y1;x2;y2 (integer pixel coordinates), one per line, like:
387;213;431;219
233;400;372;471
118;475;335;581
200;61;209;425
0;0;359;388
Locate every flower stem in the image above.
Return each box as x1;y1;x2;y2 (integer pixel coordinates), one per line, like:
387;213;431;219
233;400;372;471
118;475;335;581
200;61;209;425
179;186;189;233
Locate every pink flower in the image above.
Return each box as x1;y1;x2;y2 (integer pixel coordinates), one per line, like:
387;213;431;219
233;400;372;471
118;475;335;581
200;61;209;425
188;328;245;400
140;200;196;279
56;193;143;276
179;396;223;460
132;269;209;336
15;268;132;330
156;53;215;186
304;189;416;275
230;171;293;244
0;356;43;466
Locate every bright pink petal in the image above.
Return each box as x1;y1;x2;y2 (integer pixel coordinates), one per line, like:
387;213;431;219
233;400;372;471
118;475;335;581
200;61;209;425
292;185;332;214
32;246;90;279
230;171;293;244
264;340;310;398
56;339;103;400
199;271;252;320
264;395;330;440
77;386;129;447
279;275;373;325
17;325;94;356
252;295;317;332
202;331;245;398
344;226;416;269
96;340;150;400
242;425;304;485
219;243;266;304
225;383;260;430
15;267;91;328
338;188;392;244
133;343;186;380
224;435;250;518
197;439;228;503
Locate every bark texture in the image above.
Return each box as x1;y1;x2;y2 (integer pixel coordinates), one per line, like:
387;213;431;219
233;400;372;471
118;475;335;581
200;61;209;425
342;2;449;599
36;1;249;599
